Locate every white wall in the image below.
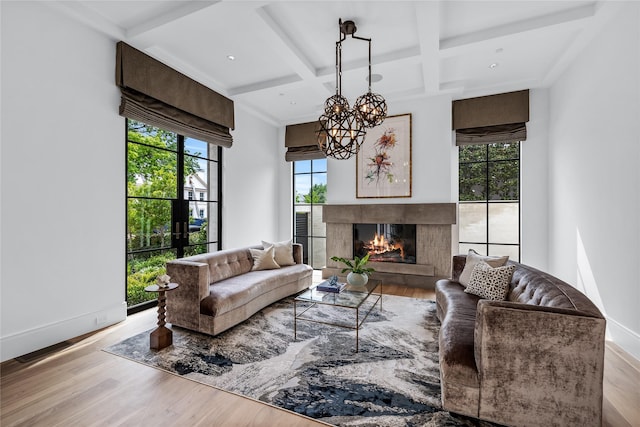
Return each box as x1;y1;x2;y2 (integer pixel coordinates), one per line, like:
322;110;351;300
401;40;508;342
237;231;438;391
0;2;284;361
521;89;549;270
547;3;640;359
324;92;550;271
328;95;456;204
1;2;126;361
222;105;282;248
276;126;293;241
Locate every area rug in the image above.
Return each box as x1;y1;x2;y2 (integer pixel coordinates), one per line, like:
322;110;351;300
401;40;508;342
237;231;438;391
105;295;495;427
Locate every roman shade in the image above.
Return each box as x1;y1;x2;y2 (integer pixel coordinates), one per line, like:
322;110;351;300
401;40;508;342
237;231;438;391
452;90;529;146
116;41;234;147
285;121;326;161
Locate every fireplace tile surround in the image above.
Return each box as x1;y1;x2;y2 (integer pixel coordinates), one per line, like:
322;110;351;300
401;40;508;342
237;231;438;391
322;203;457;289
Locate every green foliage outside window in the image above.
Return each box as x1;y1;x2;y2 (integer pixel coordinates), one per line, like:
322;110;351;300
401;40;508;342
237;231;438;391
297;183;327;203
459;143;519;202
127;122;201;246
126;121;207;307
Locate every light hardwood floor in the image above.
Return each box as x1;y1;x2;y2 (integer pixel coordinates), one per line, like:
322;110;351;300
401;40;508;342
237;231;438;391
1;282;638;427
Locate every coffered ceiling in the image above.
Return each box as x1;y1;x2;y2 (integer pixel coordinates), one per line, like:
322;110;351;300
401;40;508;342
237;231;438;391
48;1;617;126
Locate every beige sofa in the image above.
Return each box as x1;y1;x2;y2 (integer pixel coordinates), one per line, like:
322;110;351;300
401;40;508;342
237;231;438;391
165;243;312;336
435;254;606;427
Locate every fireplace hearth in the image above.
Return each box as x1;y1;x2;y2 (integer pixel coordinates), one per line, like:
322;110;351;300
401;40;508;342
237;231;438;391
354;223;416;264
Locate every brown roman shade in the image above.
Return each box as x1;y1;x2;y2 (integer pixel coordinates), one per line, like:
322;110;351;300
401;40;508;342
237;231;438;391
452;89;529;146
116;41;234;147
285;121;326;161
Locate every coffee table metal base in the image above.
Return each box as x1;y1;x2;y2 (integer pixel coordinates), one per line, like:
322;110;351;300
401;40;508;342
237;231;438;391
294;285;382;352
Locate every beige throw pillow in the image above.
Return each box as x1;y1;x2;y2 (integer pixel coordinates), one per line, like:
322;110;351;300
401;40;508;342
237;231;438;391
458;249;509;287
464;261;515;300
250;246;281;271
262;240;295;266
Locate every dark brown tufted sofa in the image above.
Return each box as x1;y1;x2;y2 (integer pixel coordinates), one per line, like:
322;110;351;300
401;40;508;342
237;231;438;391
435;255;606;427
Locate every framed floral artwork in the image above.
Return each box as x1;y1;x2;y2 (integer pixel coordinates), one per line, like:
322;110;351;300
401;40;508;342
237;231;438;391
356;113;412;198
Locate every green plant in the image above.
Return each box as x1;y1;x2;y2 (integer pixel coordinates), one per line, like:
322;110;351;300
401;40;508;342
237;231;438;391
126;251;176;307
330;253;375;275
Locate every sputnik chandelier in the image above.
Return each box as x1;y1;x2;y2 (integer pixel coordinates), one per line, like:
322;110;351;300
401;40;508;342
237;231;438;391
318;19;387;160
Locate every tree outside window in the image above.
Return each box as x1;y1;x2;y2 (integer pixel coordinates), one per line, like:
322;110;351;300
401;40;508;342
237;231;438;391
293;159;327;269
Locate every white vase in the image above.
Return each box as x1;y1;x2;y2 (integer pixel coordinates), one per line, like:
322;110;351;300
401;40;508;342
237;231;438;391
347;272;369;287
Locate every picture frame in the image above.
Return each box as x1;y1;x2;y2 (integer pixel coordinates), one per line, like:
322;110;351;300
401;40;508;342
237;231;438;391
356;113;412;198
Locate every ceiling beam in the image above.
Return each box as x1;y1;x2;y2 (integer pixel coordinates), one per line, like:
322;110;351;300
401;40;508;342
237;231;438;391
227;45;423;97
43;1;125;40
254;6;318;80
415;1;440;94
440;3;596;57
542;1;625;86
126;1;222;38
227;75;302;97
316;46;422;77
250;4;331;100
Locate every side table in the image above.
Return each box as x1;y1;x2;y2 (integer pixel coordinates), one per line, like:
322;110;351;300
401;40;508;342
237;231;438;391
144;283;179;350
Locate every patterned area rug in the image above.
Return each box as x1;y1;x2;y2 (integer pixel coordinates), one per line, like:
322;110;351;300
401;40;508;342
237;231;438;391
104;295;494;427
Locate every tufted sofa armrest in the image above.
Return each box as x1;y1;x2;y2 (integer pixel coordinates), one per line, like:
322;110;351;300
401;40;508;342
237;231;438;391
474;299;605;427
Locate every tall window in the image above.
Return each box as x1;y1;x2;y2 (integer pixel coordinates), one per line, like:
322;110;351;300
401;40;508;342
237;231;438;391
458;142;520;261
126;120;221;312
293;159;327;269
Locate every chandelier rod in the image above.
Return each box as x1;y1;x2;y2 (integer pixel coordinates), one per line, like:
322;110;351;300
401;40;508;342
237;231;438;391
368;39;372;92
338;18;373;93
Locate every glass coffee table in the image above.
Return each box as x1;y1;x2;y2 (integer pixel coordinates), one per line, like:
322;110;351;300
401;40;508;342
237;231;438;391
294;278;382;352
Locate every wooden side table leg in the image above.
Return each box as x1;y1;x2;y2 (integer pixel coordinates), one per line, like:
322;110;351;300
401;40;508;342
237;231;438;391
150;289;172;350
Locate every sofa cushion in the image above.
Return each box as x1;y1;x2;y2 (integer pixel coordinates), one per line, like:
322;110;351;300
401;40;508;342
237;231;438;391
200;264;311;316
458;249;509;287
184;248;254;283
262;239;296;266
464;261;515;300
250;246;280;271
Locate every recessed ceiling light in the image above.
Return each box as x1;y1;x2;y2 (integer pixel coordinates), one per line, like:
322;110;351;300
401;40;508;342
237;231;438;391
227;55;235;61
489;63;499;69
367;73;383;83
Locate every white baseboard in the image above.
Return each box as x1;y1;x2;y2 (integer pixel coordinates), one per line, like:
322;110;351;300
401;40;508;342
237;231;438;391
607;316;640;362
0;302;127;362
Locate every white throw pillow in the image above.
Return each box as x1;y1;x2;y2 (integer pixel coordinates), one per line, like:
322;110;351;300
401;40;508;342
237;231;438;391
250;246;281;271
458;249;509;287
464;261;515;300
262;240;295;266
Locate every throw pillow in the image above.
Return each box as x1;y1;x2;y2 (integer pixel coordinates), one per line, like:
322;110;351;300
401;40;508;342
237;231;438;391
458;249;509;287
261;239;295;266
464;261;515;300
250;246;281;271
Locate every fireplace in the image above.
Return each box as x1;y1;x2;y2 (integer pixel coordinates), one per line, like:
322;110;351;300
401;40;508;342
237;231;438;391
353;224;416;264
322;203;457;289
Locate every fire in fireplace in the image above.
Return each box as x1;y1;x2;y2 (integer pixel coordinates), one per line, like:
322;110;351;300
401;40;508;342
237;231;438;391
353;223;416;264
